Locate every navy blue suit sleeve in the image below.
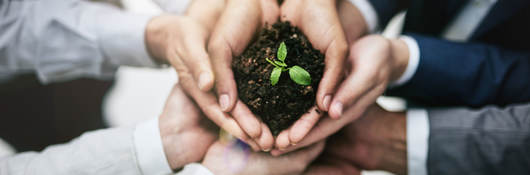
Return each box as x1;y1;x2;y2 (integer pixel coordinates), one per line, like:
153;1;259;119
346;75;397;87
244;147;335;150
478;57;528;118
386;33;530;107
367;0;407;28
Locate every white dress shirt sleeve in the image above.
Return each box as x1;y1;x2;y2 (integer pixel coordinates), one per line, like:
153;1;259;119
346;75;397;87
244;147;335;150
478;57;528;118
390;35;420;87
0;0;158;84
175;163;215;175
152;0;192;14
133;117;173;175
406;109;430;175
347;0;379;33
0;126;143;175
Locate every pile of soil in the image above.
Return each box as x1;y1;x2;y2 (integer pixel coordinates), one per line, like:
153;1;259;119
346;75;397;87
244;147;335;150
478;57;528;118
232;21;325;135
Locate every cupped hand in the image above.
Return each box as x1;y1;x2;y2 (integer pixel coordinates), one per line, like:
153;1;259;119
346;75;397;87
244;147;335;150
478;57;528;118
206;0;281;150
158;84;218;170
202;139;325;175
274;0;349;148
272;34;409;154
146;0;225;91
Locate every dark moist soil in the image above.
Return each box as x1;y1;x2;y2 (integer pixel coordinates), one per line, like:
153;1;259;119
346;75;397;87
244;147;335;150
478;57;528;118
232;21;325;135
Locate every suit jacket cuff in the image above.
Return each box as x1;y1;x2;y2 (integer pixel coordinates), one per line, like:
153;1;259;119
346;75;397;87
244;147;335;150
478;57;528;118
134;118;173;175
348;0;379;33
407;109;429;175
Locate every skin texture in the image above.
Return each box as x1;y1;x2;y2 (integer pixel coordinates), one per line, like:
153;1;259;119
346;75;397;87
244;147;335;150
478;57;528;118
274;0;371;150
205;0;281;151
272;35;410;156
202;140;325;175
306;105;408;175
158;85;218;170
146;0;277;151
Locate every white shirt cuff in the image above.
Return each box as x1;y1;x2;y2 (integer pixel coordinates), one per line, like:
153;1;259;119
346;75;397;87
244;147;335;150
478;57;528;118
98;12;159;68
133;118;173;175
348;0;379;33
152;0;191;14
175;163;215;175
390;35;420;87
406;109;429;175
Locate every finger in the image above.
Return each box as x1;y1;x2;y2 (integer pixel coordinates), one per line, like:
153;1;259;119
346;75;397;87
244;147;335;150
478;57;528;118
178;72;256;148
274;129;290;153
255;122;274;151
279;0;302;24
272;112;354;155
208;0;262;112
288;106;322;144
231;100;262;139
260;0;281;25
341;83;387;123
292;141;326;164
328;65;376;119
316;39;348;112
180;24;215;91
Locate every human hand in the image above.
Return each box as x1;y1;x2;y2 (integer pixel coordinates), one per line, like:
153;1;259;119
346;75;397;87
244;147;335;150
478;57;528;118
323;105;407;174
202;140;325;175
273;34;408;151
272;34;409;154
206;0;281;150
146;0;225;91
158;84;218;170
303;153;361;175
272;0;348;148
146;1;276;151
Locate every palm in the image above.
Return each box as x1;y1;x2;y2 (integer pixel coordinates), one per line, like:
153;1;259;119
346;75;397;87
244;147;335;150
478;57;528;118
273;0;348;149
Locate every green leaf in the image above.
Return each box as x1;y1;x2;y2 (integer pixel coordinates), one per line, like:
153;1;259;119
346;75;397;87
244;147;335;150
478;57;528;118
277;42;287;62
270;67;282;86
274;60;288;67
289;65;311;86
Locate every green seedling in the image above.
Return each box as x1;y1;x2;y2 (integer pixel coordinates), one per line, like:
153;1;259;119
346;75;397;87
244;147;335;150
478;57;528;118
267;42;311;86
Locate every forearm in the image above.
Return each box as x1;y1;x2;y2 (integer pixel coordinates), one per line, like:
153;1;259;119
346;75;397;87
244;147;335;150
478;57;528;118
0;0;157;83
0;127;142;175
387;33;530;107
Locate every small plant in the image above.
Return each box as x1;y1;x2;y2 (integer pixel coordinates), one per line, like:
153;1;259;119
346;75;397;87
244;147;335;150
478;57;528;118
267;42;311;86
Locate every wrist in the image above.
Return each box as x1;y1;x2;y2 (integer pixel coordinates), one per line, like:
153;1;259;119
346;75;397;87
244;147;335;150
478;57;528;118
145;15;173;64
159;117;189;170
389;38;410;82
338;0;369;44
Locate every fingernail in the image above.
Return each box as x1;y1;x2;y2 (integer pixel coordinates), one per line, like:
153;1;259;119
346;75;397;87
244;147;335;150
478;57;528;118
331;102;343;118
219;94;230;111
198;72;212;90
323;95;332;110
263;148;271;152
291;142;297;146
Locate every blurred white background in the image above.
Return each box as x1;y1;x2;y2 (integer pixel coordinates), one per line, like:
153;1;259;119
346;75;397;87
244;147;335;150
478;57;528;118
0;0;406;174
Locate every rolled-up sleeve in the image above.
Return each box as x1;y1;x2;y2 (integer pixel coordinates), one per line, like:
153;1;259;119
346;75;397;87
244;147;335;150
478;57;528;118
0;0;157;83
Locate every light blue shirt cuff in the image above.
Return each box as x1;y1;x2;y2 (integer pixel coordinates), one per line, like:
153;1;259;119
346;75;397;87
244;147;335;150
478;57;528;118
133;118;173;175
406;109;429;175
